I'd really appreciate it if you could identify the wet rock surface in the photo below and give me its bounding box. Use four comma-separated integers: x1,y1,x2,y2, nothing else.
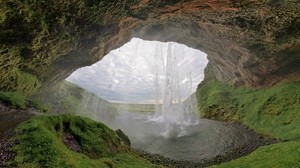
0,102,34,167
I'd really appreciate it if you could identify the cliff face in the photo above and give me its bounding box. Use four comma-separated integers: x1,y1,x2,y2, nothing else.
0,0,299,95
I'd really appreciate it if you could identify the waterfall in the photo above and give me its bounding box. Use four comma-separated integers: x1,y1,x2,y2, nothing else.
78,90,118,125
152,42,199,138
66,38,208,138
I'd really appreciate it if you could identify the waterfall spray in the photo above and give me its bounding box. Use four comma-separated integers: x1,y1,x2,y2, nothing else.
152,42,199,138
67,38,208,138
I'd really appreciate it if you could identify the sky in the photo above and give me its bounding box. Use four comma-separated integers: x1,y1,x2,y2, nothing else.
66,38,208,104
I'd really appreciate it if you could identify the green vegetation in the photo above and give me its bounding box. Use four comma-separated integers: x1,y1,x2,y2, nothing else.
1,1,299,167
197,80,300,140
0,91,50,112
211,140,300,168
112,103,156,113
0,0,140,96
30,99,51,113
0,47,41,96
0,91,26,109
39,81,117,117
48,81,86,114
13,115,159,168
197,77,300,167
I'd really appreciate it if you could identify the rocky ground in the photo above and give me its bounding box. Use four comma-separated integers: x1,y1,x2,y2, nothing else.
0,102,34,167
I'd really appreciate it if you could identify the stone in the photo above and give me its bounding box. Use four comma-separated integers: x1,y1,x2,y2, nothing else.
0,0,299,95
115,129,131,146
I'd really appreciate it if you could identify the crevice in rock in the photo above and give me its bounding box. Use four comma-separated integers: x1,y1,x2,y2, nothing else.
62,122,82,153
62,132,82,153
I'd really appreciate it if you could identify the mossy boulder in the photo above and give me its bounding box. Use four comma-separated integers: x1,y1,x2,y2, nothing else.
13,115,157,168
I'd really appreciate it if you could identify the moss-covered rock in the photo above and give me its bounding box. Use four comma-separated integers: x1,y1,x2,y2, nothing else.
1,0,299,96
197,78,300,140
13,115,158,168
196,72,300,167
0,0,139,95
212,140,300,168
0,91,26,109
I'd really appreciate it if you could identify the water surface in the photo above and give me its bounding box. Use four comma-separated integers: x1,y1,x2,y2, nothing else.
95,110,259,161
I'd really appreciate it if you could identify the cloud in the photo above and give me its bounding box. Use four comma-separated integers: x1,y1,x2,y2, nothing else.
67,38,208,103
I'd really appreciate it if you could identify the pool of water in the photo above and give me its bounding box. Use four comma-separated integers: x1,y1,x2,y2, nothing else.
92,111,260,161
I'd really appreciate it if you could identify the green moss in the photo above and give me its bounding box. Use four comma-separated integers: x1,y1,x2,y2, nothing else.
0,46,41,96
0,91,50,111
37,80,118,120
16,71,41,96
0,91,26,109
55,81,84,114
30,100,51,113
0,0,140,95
13,115,158,168
197,78,300,167
197,80,300,140
212,140,300,168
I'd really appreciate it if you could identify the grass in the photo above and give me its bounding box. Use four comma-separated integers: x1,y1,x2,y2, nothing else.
0,91,26,109
38,81,118,116
0,91,50,112
211,140,300,168
197,78,300,167
13,115,159,168
8,79,300,167
197,80,300,140
112,103,156,113
29,99,51,113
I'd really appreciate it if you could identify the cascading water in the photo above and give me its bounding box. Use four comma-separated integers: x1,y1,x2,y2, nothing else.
152,42,199,138
78,90,118,124
67,38,206,139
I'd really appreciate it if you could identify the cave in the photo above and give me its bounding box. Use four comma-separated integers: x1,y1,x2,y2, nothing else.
64,38,262,162
41,17,300,90
66,38,208,103
0,0,299,167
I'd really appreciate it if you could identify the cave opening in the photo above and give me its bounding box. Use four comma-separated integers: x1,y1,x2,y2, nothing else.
67,37,208,104
1,1,298,166
67,37,208,138
64,38,260,161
